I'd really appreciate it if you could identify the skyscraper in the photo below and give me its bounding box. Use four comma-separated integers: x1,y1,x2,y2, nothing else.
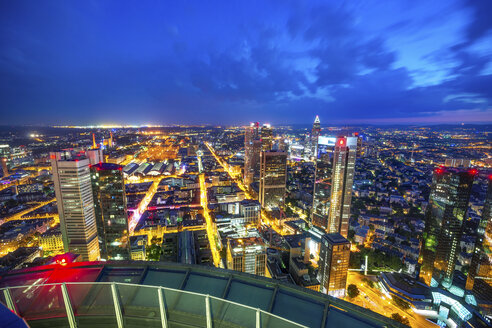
227,237,267,276
419,167,476,288
260,124,273,151
318,233,350,297
259,151,287,210
466,175,492,291
312,137,357,238
50,151,100,261
90,162,130,260
86,148,104,165
244,122,261,187
310,115,321,159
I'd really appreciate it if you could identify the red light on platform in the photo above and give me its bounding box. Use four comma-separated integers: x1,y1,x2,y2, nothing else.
339,139,344,146
435,168,444,175
469,168,478,175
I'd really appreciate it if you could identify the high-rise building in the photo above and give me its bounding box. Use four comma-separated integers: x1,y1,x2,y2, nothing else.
227,237,267,276
50,151,100,261
419,167,476,288
318,233,350,297
310,115,321,159
466,175,492,291
244,122,261,187
1,157,8,177
86,148,104,165
259,151,287,210
260,124,273,151
312,137,357,238
90,162,130,260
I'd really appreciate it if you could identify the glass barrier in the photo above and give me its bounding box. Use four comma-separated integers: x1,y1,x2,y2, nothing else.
10,284,69,323
164,287,207,327
1,282,307,328
66,283,118,327
260,311,304,328
117,283,161,328
209,297,257,328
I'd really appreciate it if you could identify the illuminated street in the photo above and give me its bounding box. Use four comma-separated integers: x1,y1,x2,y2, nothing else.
347,272,438,328
199,172,222,267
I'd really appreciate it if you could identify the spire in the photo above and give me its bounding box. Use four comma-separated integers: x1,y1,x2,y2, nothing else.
92,133,97,149
314,115,320,124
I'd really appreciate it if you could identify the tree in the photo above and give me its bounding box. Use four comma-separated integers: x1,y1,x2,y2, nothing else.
392,296,411,311
362,277,374,288
347,284,360,298
390,313,410,326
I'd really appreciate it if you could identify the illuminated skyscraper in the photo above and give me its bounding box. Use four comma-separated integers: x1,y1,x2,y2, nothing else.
310,115,321,159
50,151,100,261
244,122,260,187
260,124,273,151
419,167,476,288
90,162,130,260
86,148,104,165
312,136,357,238
259,151,287,210
227,237,267,276
318,233,350,297
1,157,8,177
466,175,492,291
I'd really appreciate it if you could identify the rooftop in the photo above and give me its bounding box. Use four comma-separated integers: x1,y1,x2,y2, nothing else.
0,261,405,328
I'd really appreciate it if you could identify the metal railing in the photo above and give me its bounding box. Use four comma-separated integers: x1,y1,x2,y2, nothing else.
1,281,308,328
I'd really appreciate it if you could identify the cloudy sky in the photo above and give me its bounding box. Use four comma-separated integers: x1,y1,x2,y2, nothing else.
1,0,491,125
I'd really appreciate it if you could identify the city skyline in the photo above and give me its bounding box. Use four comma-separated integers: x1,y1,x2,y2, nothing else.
0,1,491,327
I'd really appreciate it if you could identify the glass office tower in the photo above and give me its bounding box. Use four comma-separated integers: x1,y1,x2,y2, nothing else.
244,122,261,187
312,136,357,238
318,233,350,297
419,167,476,288
466,175,492,291
91,162,130,260
50,151,100,261
259,151,287,210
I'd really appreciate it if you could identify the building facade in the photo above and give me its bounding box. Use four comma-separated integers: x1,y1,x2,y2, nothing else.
310,115,321,160
90,162,130,260
244,122,261,187
259,151,287,210
260,124,273,152
312,136,357,238
317,233,350,297
466,175,492,291
227,237,267,276
419,167,476,288
50,151,100,261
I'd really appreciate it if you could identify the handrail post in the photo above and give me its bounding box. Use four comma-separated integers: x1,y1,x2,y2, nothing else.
111,283,124,328
158,287,168,328
61,283,77,328
205,294,212,328
256,308,261,328
3,288,16,314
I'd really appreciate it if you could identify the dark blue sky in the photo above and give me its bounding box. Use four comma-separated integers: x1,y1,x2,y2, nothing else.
1,0,491,125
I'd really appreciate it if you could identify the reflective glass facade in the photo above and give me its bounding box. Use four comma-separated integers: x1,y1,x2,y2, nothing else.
312,137,356,238
419,167,475,287
318,233,350,297
91,163,130,260
259,151,287,210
